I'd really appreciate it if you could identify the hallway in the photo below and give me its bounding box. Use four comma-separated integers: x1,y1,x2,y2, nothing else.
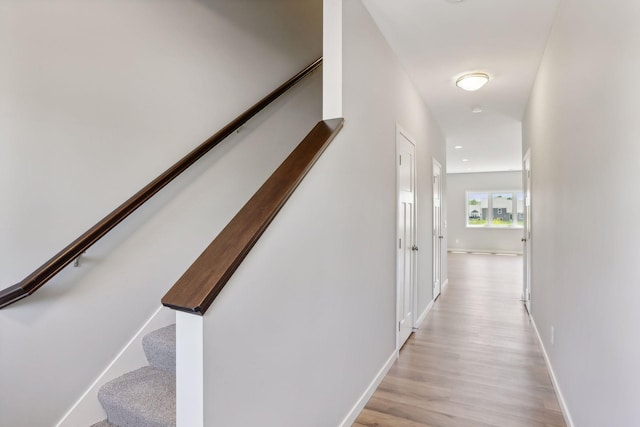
354,252,566,427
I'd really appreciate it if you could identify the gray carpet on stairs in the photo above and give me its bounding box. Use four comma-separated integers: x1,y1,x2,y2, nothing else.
142,324,176,374
91,324,176,427
97,366,176,427
90,420,117,427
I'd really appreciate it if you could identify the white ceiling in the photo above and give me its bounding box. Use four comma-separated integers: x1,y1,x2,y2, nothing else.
362,0,559,174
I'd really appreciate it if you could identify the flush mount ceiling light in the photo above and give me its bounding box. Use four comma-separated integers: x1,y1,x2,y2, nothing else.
461,158,470,162
454,145,463,150
456,73,490,91
471,105,483,113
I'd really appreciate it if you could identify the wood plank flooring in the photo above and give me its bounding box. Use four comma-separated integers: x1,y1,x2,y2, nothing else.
353,252,566,427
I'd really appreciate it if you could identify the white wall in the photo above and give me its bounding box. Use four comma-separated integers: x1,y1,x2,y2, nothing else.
198,1,446,425
0,1,322,425
523,0,640,425
447,171,523,254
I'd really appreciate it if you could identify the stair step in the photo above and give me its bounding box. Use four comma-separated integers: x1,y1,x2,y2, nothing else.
98,366,176,427
142,324,176,374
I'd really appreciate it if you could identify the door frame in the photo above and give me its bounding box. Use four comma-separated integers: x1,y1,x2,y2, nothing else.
395,125,418,353
522,148,532,313
432,159,443,301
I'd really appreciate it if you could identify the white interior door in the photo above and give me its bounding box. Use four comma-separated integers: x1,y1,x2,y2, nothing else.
432,160,442,300
523,149,532,313
396,128,416,349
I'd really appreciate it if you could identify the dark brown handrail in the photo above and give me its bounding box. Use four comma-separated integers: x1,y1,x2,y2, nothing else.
162,118,344,315
0,58,323,309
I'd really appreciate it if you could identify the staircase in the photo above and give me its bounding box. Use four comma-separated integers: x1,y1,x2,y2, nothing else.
91,324,176,427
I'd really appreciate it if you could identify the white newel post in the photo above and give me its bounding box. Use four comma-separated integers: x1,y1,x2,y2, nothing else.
176,311,204,427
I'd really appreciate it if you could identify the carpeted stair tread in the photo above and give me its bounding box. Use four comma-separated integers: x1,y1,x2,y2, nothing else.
142,324,176,374
90,420,117,427
98,366,175,427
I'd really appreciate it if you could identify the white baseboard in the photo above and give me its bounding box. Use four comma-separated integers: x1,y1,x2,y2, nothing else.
529,317,575,427
448,248,523,255
338,350,397,427
413,300,433,331
56,307,175,427
441,278,449,290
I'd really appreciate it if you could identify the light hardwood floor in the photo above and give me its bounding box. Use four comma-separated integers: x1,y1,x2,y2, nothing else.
353,252,566,427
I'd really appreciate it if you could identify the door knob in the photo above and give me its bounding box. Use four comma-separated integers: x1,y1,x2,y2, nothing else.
521,238,527,242
438,236,444,239
411,245,419,251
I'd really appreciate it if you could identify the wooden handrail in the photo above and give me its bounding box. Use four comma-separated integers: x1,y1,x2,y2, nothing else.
0,58,323,309
162,118,344,315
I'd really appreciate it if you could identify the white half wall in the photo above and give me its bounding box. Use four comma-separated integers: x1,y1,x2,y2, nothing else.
523,0,640,425
447,171,523,254
0,1,322,425
323,0,342,119
198,1,446,425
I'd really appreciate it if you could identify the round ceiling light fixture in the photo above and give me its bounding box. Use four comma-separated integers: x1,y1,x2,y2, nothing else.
456,73,490,91
471,105,483,113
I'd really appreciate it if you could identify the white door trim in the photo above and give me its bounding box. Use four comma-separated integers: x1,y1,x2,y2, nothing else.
523,148,532,313
432,159,443,301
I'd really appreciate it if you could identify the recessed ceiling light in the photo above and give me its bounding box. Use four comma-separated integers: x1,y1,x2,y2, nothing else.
454,145,463,150
471,105,483,113
456,73,490,91
462,158,470,162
